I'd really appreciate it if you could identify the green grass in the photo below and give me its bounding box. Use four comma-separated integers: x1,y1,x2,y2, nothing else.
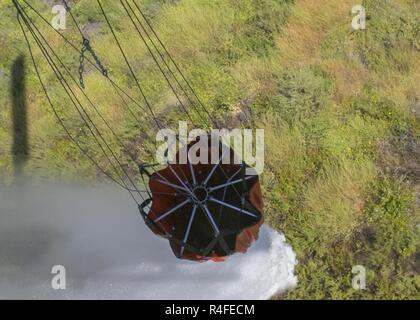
0,0,419,299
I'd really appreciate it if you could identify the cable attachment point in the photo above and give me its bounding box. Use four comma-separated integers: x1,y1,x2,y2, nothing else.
82,37,90,48
78,37,108,89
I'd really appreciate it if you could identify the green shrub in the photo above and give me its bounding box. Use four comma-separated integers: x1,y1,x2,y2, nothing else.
270,69,332,124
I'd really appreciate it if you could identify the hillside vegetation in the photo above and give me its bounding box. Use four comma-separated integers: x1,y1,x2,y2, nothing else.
0,0,419,299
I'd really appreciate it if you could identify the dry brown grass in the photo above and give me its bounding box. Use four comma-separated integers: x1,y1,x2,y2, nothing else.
301,160,376,243
322,59,369,101
270,0,371,103
275,0,355,67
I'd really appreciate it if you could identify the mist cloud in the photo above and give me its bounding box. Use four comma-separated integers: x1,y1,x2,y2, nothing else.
0,182,297,299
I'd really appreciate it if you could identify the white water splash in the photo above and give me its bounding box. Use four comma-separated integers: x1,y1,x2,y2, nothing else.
0,182,297,299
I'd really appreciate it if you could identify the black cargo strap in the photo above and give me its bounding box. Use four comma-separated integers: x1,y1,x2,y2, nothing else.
138,199,239,258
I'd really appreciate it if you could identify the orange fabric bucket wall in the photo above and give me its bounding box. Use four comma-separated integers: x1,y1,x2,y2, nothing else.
144,137,264,262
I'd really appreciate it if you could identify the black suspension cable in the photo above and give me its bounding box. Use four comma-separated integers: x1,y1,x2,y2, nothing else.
122,0,209,128
18,0,176,198
20,5,145,168
50,1,172,159
16,1,232,237
18,0,251,213
128,0,253,203
96,0,162,130
15,1,210,234
21,0,160,132
120,0,199,127
16,2,144,203
131,0,221,126
15,7,141,201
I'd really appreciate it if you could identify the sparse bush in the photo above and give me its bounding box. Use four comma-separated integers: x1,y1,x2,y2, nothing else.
270,69,332,124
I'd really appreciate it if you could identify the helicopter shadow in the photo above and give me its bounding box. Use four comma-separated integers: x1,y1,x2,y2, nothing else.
10,55,29,179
